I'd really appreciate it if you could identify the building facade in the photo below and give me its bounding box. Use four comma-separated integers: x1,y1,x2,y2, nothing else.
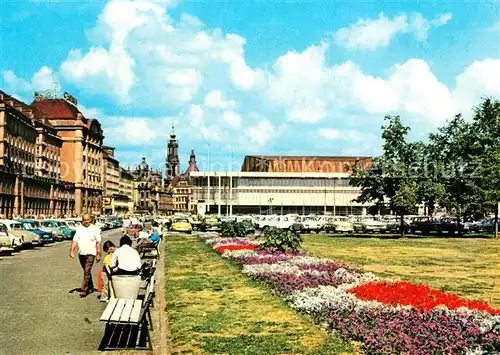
191,156,374,216
119,168,135,214
102,146,132,215
32,94,104,215
168,150,199,213
130,156,164,214
0,91,75,218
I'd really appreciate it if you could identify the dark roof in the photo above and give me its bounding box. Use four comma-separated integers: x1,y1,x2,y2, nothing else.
31,99,82,119
183,163,199,175
241,155,373,173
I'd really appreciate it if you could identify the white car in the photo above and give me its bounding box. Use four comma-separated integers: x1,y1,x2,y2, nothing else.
257,215,301,231
0,223,14,253
297,216,323,233
0,219,25,250
351,216,387,233
1,220,42,247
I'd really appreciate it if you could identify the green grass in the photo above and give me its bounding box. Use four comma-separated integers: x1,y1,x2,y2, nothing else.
301,234,500,308
164,234,358,355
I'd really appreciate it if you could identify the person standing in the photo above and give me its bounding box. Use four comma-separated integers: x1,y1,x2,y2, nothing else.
70,214,102,298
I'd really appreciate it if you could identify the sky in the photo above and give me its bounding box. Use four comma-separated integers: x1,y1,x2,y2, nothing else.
1,0,500,174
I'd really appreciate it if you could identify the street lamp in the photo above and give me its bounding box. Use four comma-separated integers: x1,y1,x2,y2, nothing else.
268,197,274,215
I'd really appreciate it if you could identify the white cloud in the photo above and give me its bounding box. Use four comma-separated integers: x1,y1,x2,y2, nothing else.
58,0,261,105
245,120,275,146
186,104,204,126
104,117,158,146
2,66,58,93
267,42,330,123
204,90,236,109
60,47,135,103
318,128,340,140
334,12,453,50
222,110,242,127
318,129,370,142
453,59,500,114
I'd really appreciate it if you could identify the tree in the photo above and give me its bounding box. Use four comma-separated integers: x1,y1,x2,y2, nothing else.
470,98,500,237
349,115,420,237
428,114,481,235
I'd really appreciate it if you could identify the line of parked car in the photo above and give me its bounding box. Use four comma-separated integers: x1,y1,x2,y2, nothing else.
0,216,124,255
124,213,498,237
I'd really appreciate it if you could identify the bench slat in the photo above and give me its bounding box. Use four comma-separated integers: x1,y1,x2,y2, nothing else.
119,299,135,323
129,299,143,323
100,298,118,322
109,299,127,322
144,275,155,304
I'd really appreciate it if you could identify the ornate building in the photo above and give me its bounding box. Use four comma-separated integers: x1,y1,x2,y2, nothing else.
130,156,166,213
165,126,180,185
0,90,75,218
167,150,200,213
31,92,104,215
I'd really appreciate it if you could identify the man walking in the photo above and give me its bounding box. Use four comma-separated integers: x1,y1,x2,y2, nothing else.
70,214,102,298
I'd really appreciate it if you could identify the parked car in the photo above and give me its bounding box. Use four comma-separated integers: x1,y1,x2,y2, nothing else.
439,217,469,235
188,215,203,231
384,216,411,233
170,218,193,233
409,216,441,235
0,220,41,247
0,222,15,254
0,219,24,250
50,220,75,240
323,216,354,233
18,220,54,244
351,216,387,233
61,219,78,233
95,219,108,231
200,216,221,232
257,215,303,232
297,216,323,233
38,220,65,241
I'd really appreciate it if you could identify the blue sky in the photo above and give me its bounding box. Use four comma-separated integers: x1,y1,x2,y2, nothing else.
2,0,499,173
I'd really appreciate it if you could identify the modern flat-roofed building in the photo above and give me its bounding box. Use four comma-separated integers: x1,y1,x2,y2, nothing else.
191,155,373,216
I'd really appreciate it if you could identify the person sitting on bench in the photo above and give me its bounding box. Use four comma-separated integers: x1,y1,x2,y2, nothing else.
136,230,160,255
110,235,142,275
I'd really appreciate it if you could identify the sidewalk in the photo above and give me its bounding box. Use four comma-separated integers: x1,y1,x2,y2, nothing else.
0,229,122,355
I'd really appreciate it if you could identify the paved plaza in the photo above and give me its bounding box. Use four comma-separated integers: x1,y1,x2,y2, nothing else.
0,228,123,355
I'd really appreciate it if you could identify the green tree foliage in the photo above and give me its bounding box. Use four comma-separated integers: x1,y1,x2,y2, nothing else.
470,98,500,237
349,115,420,237
221,221,250,237
258,226,302,252
349,97,499,238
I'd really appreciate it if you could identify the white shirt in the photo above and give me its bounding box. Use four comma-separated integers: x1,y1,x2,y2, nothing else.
110,245,142,272
138,231,150,240
73,224,101,255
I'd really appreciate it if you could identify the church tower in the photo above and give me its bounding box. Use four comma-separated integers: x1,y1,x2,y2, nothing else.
166,125,180,182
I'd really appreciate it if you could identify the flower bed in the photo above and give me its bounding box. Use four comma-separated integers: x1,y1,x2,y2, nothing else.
347,281,500,316
195,233,500,354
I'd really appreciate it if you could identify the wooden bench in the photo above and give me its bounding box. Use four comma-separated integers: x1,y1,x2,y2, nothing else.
98,276,155,351
138,238,161,259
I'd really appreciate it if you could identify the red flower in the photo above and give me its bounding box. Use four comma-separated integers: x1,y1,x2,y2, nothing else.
215,244,257,254
346,281,500,315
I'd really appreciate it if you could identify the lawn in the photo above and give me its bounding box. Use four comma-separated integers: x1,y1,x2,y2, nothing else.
301,234,500,308
164,234,357,355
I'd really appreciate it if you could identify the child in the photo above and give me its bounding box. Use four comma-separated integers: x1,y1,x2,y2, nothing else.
100,240,116,303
